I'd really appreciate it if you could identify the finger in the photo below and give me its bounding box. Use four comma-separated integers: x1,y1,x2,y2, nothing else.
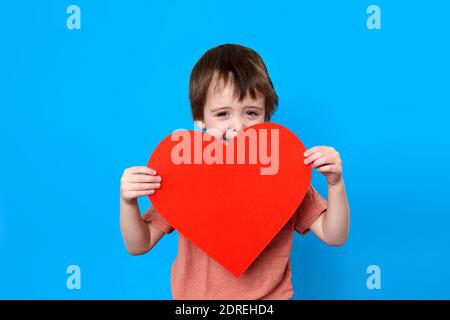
124,182,161,191
125,190,156,199
303,146,324,157
317,165,335,173
126,166,157,175
123,175,162,183
312,156,334,168
304,151,325,165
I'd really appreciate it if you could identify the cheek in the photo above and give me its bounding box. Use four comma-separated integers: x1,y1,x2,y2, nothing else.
246,117,265,126
204,117,228,139
205,117,226,130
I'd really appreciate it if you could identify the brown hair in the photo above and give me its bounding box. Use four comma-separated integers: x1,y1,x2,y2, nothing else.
189,44,278,121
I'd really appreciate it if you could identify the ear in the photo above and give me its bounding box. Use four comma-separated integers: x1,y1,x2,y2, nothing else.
194,120,205,130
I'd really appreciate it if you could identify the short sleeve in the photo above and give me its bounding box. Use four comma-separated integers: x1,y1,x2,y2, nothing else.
294,185,328,235
142,205,175,234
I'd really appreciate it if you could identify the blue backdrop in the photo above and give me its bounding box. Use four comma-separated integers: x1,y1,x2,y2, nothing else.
1,0,449,299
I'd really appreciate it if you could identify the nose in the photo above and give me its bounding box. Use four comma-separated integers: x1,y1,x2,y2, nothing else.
225,120,244,140
229,119,244,132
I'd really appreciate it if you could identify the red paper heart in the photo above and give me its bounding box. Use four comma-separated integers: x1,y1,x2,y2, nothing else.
147,122,311,277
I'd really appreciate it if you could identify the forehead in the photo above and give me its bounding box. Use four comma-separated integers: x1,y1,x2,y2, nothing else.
205,74,264,107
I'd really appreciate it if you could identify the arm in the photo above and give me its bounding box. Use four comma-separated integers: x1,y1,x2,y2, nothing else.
308,179,349,246
304,146,350,246
120,166,164,255
120,198,165,255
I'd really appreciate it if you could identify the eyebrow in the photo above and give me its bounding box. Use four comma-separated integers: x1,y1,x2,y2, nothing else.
210,106,264,113
210,106,232,113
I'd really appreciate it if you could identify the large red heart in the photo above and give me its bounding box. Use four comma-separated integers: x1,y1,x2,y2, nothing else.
147,122,311,277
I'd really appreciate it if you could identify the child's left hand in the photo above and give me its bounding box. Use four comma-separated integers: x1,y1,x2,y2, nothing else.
303,146,343,186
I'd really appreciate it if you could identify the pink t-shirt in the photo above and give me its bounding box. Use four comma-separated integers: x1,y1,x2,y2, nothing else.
142,184,327,300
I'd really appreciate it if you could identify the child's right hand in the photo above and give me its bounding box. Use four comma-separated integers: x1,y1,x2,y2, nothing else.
120,166,162,202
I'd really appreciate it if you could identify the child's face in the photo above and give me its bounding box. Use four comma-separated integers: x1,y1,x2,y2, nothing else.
195,79,266,142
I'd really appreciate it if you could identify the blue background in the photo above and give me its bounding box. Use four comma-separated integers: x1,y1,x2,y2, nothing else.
1,0,449,299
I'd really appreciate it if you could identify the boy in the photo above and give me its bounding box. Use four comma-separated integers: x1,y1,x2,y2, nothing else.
120,44,350,299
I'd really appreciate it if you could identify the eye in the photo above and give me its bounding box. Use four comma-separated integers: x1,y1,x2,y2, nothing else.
246,110,260,118
216,112,230,118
